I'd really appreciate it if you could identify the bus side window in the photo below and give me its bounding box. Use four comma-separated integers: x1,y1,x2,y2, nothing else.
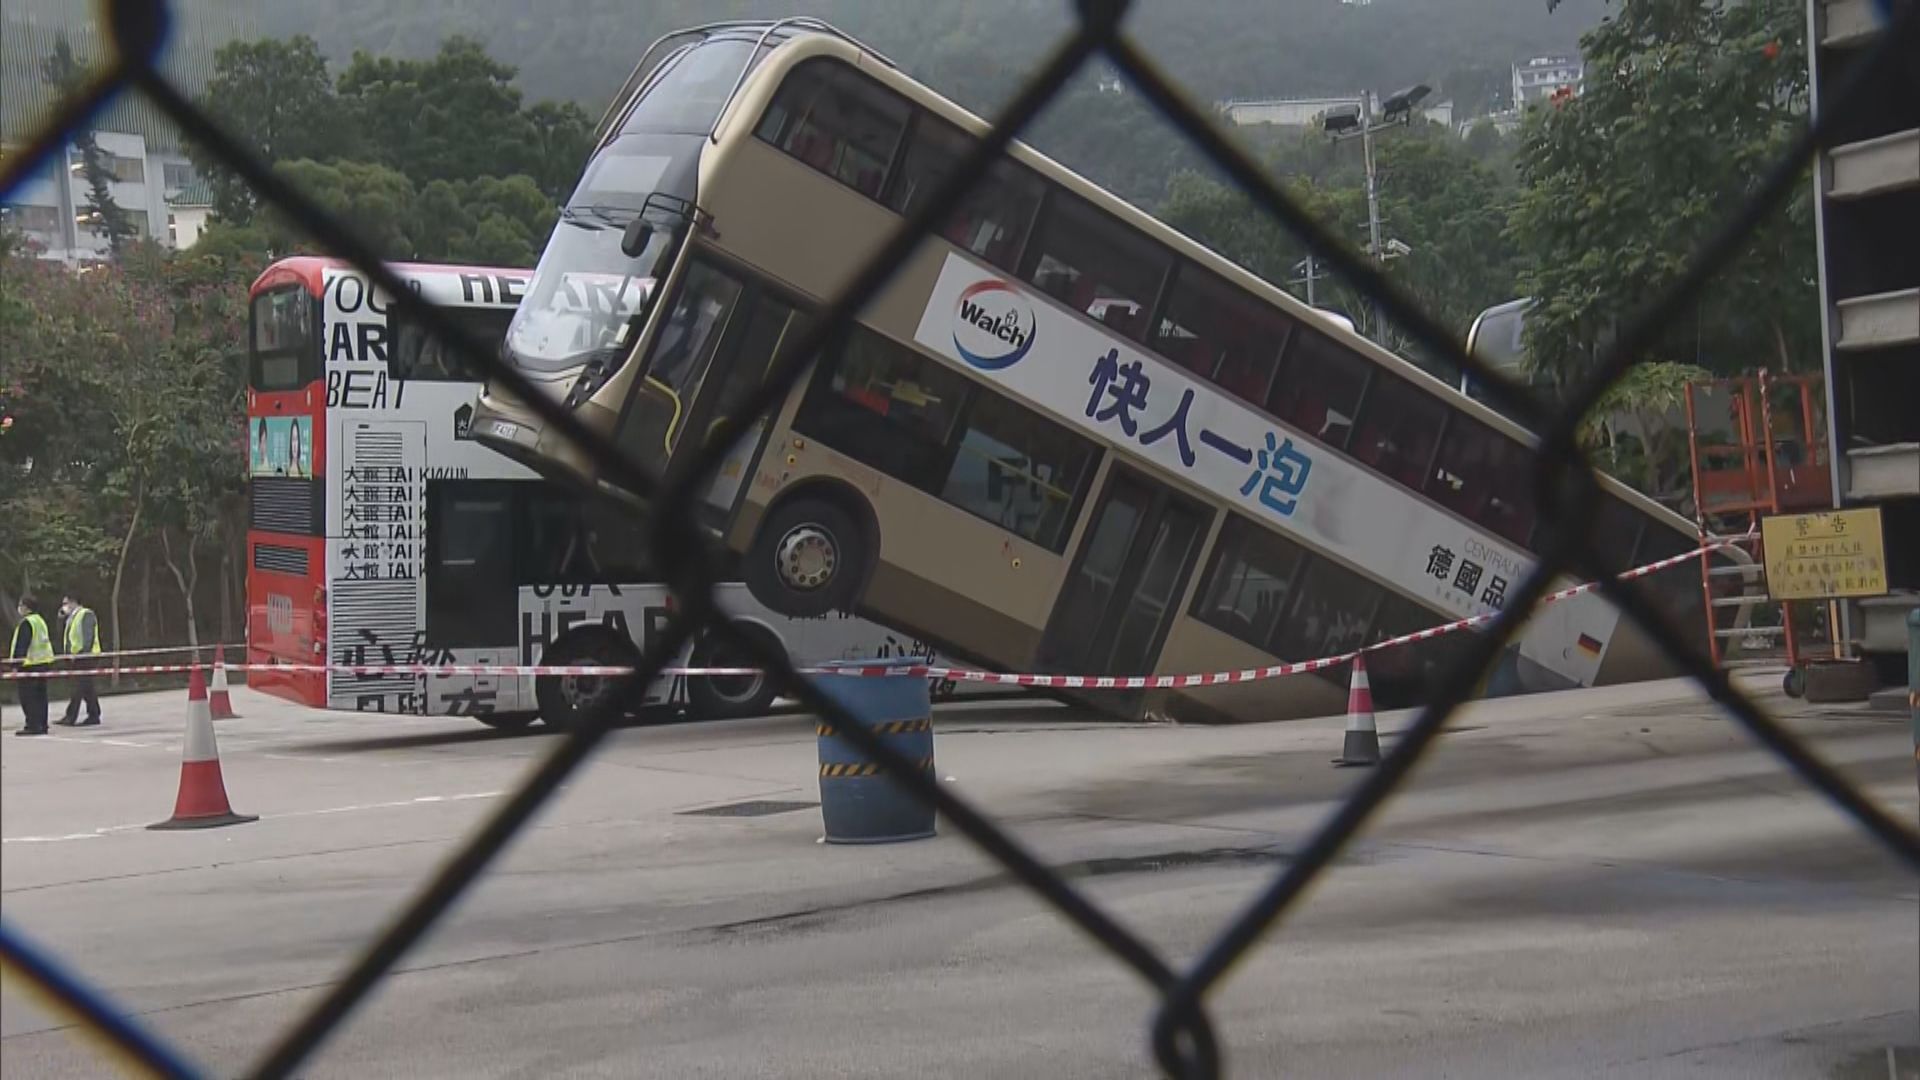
1268,327,1367,450
1192,515,1307,653
1350,373,1448,491
1426,417,1537,547
388,306,514,383
1152,265,1294,402
1022,191,1169,342
793,326,969,491
756,59,909,200
1273,556,1386,683
939,389,1096,552
886,117,1042,271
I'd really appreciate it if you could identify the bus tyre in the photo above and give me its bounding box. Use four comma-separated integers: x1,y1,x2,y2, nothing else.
687,623,785,720
475,711,537,732
746,497,864,618
535,628,640,732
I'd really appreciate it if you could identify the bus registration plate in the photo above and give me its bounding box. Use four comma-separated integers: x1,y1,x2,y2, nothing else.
488,419,521,442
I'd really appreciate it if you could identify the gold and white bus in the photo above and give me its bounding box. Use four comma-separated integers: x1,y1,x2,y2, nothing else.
472,19,1717,722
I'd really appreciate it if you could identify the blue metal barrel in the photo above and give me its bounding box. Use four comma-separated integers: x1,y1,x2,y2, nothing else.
812,659,935,844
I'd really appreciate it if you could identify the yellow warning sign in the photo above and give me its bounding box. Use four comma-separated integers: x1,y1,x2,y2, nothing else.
1759,507,1888,600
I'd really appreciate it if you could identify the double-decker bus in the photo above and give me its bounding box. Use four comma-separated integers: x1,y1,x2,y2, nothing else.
244,256,978,729
471,19,1723,722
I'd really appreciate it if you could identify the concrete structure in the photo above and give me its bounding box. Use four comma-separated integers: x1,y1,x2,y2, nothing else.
1806,0,1919,680
1511,53,1583,107
1221,93,1453,131
0,0,252,261
2,131,209,261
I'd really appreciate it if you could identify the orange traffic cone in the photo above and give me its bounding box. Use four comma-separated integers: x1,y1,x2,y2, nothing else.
209,645,239,720
149,665,257,830
1333,654,1380,768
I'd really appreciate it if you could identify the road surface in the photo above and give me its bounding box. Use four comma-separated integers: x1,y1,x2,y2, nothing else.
3,674,1915,1078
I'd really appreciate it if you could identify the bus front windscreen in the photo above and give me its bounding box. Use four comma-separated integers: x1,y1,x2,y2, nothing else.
502,37,760,381
503,140,687,376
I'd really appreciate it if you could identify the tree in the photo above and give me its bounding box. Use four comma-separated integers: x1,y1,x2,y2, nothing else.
191,35,352,224
42,35,137,255
522,100,596,202
412,173,556,265
264,158,419,258
1508,0,1816,386
0,241,255,654
336,36,538,188
1158,123,1523,376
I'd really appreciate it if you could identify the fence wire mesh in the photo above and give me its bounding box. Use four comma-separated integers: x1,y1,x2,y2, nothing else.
3,0,1917,1076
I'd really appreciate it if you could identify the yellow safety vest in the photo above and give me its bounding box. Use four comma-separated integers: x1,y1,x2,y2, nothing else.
66,606,101,655
19,613,54,666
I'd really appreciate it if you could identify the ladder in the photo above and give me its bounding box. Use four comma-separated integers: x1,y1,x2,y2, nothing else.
1682,371,1836,675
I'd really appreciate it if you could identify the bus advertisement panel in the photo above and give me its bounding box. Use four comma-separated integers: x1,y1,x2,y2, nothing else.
913,253,1622,689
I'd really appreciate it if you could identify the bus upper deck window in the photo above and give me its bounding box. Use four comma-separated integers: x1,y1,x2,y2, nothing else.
1152,266,1294,401
1350,373,1447,491
1023,192,1169,342
1426,416,1537,547
886,118,1042,271
1268,328,1366,450
757,60,909,199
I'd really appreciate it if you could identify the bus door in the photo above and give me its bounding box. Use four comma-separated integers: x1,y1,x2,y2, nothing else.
614,258,799,520
1038,467,1210,685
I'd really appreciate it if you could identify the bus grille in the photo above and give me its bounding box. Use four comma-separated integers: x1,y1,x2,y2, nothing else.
250,477,321,534
252,543,310,577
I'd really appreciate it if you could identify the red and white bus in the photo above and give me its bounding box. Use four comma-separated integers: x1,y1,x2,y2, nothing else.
244,257,977,729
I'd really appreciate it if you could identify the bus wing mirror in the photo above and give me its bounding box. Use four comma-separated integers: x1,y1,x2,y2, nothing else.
621,219,655,259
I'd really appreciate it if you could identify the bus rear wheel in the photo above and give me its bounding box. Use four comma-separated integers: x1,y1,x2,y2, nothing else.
746,497,865,618
535,628,640,732
687,623,785,720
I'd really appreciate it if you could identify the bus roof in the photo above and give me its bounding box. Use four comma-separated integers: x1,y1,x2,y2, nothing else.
248,256,533,298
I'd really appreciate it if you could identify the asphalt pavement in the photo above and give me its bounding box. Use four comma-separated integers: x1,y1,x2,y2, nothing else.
2,674,1915,1078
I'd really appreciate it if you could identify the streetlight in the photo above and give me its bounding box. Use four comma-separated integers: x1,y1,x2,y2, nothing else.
1319,84,1429,337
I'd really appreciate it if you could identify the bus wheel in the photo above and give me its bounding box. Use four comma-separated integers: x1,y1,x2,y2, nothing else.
746,497,864,618
475,711,536,732
535,628,640,732
688,623,785,720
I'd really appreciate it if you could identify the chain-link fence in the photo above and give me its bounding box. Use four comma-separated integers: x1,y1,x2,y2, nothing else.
3,1,1917,1076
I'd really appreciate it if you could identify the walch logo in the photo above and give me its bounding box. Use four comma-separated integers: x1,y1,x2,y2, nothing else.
952,279,1036,370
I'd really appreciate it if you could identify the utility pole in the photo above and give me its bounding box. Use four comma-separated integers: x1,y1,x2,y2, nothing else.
1289,255,1325,306
1320,84,1427,342
1360,91,1383,269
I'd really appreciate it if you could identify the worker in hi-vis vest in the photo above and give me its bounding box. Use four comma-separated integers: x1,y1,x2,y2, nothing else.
10,596,55,736
57,592,103,727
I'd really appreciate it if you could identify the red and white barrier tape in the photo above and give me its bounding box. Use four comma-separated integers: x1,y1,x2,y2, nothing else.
1,540,1736,685
1,641,240,667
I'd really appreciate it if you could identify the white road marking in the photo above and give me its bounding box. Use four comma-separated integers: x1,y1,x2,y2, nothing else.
1,791,503,844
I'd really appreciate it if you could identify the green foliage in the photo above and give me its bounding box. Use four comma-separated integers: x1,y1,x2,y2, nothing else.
189,32,594,268
265,158,420,258
334,37,594,202
1580,360,1715,503
191,35,351,223
1507,0,1816,384
0,241,258,642
1157,123,1521,376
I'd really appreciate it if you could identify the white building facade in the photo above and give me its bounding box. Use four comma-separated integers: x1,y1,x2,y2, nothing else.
1511,54,1584,107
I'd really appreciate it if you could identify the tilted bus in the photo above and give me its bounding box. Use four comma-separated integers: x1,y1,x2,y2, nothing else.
244,255,982,729
470,19,1721,722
